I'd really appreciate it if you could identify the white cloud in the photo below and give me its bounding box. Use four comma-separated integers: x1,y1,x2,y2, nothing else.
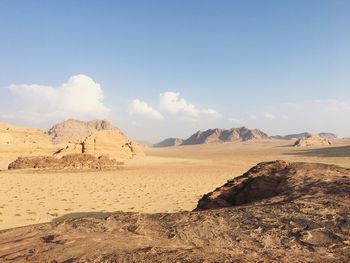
228,117,242,124
129,99,163,120
5,74,110,123
159,92,221,119
264,113,275,119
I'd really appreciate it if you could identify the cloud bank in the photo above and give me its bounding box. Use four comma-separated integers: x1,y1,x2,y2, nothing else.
129,99,163,120
2,74,110,124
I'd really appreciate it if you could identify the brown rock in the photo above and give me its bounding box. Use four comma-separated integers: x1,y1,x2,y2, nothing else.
47,119,121,144
8,153,121,170
294,135,332,147
182,127,270,145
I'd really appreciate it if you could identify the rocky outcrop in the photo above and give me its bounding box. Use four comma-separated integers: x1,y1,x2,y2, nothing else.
8,154,121,170
273,132,337,140
181,127,269,145
83,130,144,160
153,138,184,147
50,122,144,161
318,132,338,139
47,119,120,144
0,122,51,146
1,161,349,262
294,135,332,147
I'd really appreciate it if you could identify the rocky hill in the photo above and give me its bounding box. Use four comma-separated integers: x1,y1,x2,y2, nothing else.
47,119,120,144
181,127,269,145
0,160,349,262
294,135,332,147
272,132,337,140
153,138,184,148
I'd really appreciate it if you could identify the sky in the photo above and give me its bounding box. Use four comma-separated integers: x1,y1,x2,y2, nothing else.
0,0,349,142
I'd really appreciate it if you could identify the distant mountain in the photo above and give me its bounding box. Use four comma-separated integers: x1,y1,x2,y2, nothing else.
135,140,154,148
272,132,337,140
181,127,269,145
47,119,120,144
153,138,184,148
318,133,337,139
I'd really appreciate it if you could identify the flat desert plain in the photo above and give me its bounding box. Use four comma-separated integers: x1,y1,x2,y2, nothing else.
0,139,349,230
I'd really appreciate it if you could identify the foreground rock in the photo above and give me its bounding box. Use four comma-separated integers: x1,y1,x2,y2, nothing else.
294,135,332,147
153,138,184,147
8,154,121,170
182,127,269,145
0,161,349,262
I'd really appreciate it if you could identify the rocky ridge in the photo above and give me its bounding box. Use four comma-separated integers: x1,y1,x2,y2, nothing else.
181,127,269,145
294,135,332,147
153,138,184,148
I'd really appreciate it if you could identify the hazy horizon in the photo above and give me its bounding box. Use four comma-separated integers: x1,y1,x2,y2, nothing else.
1,1,349,141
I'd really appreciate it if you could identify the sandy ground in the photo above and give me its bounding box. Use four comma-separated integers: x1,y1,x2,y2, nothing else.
0,139,349,230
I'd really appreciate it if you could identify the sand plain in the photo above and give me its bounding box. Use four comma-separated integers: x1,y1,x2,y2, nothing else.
0,139,350,230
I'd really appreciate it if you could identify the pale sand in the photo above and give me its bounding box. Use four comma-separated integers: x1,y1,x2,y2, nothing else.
0,139,349,230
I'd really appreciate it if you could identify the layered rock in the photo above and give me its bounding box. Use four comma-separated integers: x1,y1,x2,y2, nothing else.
0,122,51,145
1,160,349,262
294,135,332,147
273,132,337,140
49,120,144,160
47,119,120,144
182,127,269,145
153,138,184,147
83,130,144,160
8,154,121,170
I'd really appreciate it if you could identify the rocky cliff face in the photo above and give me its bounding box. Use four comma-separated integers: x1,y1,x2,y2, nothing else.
47,119,120,144
294,135,332,147
181,127,269,145
153,138,184,147
49,119,144,161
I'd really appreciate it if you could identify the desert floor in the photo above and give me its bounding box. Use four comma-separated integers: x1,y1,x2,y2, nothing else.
0,139,350,230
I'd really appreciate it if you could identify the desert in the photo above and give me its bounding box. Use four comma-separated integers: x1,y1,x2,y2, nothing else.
1,1,350,262
1,120,350,262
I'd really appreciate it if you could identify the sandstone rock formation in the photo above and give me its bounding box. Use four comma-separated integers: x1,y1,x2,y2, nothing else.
294,135,332,147
83,130,144,160
47,119,120,144
1,161,348,262
50,120,144,160
8,154,121,170
153,138,184,147
273,132,337,140
0,122,51,145
182,127,269,145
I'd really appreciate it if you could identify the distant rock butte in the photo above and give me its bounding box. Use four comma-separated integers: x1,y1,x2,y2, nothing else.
153,138,184,147
272,132,337,140
47,119,120,144
1,160,349,262
181,127,269,145
294,135,332,147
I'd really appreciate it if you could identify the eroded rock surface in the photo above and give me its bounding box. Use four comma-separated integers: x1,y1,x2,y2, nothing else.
294,135,332,147
8,154,121,170
182,127,270,145
0,161,349,262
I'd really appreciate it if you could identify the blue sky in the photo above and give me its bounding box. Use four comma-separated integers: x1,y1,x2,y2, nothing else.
0,1,349,141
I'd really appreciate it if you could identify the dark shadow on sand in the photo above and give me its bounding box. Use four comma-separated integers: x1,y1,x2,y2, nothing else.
283,145,350,158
